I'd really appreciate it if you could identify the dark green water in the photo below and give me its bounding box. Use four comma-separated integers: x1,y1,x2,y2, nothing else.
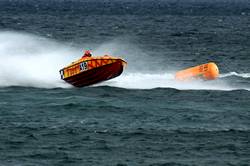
0,87,249,165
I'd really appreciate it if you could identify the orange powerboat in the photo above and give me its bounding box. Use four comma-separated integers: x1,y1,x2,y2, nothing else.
59,55,127,87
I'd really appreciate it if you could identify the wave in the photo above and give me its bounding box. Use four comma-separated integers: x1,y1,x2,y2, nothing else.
98,72,250,91
0,31,249,91
220,72,250,78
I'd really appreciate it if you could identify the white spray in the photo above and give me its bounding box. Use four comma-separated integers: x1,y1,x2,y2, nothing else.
0,31,79,88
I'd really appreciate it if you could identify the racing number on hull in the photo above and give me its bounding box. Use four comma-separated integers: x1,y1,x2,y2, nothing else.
80,62,88,71
60,70,64,79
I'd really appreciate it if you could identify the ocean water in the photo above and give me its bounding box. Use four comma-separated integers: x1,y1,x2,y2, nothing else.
0,0,250,165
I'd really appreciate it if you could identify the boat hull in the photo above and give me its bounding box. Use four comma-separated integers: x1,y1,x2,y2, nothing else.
63,61,124,87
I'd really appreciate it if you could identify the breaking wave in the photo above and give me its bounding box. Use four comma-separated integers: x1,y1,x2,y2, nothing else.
99,72,250,91
220,72,250,78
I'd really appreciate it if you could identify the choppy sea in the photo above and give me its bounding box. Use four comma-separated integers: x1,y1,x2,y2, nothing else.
0,0,250,165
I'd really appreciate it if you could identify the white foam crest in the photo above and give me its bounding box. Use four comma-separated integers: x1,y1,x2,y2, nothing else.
0,31,77,88
220,72,250,78
98,72,247,91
